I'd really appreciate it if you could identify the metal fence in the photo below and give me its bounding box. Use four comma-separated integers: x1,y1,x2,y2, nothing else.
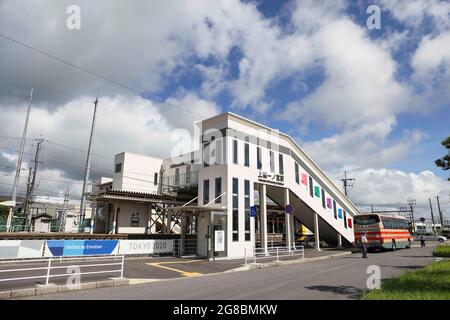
0,255,124,286
244,245,304,265
173,238,198,257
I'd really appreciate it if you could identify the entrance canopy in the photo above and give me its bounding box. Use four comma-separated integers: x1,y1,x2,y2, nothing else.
167,205,226,213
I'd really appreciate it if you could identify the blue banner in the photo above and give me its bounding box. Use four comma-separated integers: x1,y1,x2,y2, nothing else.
46,240,119,257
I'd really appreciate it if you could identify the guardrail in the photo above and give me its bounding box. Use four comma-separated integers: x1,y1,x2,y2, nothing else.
244,245,304,265
0,255,124,286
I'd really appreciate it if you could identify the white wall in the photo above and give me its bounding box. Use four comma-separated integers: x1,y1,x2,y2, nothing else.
113,152,163,193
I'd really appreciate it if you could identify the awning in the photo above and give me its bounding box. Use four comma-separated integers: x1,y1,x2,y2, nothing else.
167,205,227,213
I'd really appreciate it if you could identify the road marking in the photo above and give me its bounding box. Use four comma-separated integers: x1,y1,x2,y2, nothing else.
146,260,204,277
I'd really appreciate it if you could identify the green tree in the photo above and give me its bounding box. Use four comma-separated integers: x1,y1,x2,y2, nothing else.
435,136,450,181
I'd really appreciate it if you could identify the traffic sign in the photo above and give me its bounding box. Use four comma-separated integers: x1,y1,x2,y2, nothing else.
285,204,293,214
250,206,257,217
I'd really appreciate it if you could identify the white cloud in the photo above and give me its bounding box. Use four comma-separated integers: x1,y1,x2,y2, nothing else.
341,168,450,218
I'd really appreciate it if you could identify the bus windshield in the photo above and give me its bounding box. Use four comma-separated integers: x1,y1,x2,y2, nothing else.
354,215,380,226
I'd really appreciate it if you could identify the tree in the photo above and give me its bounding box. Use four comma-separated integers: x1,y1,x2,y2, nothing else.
435,136,450,181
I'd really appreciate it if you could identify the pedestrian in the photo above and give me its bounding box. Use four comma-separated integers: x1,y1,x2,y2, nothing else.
420,235,425,247
361,232,368,258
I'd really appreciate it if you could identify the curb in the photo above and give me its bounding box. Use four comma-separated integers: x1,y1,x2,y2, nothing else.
0,277,130,300
242,251,353,271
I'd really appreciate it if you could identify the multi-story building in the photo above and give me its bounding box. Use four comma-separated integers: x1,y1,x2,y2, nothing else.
90,112,361,259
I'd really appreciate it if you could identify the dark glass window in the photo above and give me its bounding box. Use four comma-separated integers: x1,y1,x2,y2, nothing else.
232,178,239,241
203,179,209,205
343,211,347,228
279,154,284,175
295,162,299,184
244,143,249,167
115,163,122,173
233,140,238,164
154,172,158,186
257,147,262,170
309,177,314,197
244,180,250,241
215,177,222,204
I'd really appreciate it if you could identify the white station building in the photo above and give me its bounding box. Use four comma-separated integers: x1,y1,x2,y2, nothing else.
90,112,360,259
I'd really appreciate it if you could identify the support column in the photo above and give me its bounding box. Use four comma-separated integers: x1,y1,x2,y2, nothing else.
260,184,268,255
146,205,152,235
313,212,321,251
289,213,295,249
112,201,118,235
90,201,96,235
337,234,342,248
284,188,291,251
180,214,187,256
166,211,172,234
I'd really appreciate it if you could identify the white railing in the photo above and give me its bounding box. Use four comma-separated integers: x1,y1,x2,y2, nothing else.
244,245,304,265
0,255,124,286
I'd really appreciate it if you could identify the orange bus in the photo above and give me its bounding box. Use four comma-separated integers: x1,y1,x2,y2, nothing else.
354,214,413,251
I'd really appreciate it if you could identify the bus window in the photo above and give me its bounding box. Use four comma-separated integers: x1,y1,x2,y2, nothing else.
354,215,380,225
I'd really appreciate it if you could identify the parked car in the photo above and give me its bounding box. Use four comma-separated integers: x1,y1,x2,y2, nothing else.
414,235,447,243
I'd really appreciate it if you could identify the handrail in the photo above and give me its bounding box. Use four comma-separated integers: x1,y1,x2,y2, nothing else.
244,246,304,265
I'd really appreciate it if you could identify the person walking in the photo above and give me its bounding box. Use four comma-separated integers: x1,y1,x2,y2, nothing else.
361,232,368,258
420,235,426,247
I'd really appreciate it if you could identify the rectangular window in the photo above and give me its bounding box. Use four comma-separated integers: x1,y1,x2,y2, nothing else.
216,139,222,165
338,208,343,219
309,177,314,197
270,151,274,172
244,143,249,167
321,188,326,208
203,179,209,205
233,140,238,164
314,186,321,198
344,211,347,228
115,163,122,173
215,177,222,204
154,172,158,186
295,163,299,184
279,154,284,175
257,147,262,170
175,168,180,186
348,218,353,229
203,142,210,168
186,165,191,184
333,200,337,219
232,178,239,241
244,180,250,241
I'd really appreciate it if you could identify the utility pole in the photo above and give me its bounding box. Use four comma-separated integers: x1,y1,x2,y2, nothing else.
22,167,33,228
436,196,444,234
59,187,70,233
340,171,355,197
407,197,416,230
429,198,437,235
25,139,44,228
6,88,33,233
79,92,99,233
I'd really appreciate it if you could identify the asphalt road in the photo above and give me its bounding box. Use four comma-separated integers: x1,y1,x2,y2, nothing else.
21,245,438,300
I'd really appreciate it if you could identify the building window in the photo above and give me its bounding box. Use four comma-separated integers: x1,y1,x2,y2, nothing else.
270,151,274,172
244,143,249,167
321,188,326,208
175,168,180,186
244,180,250,241
186,165,191,184
344,211,347,228
203,179,209,205
233,140,238,164
115,163,122,173
333,200,337,219
257,147,262,170
203,142,210,167
279,154,284,175
309,177,313,197
154,172,158,186
216,139,223,165
295,162,299,184
215,177,222,204
232,178,239,241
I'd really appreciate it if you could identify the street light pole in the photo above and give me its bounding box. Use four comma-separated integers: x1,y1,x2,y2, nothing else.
78,93,99,233
6,88,33,232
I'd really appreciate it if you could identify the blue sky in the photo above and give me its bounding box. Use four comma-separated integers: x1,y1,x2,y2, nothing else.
0,0,449,213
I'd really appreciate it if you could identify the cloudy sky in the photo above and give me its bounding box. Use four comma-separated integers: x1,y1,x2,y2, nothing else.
0,0,449,217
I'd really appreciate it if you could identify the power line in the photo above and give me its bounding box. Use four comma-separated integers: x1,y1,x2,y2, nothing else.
0,32,205,117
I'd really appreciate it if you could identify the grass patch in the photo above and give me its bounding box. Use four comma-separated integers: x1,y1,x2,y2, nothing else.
362,260,450,300
434,245,450,258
